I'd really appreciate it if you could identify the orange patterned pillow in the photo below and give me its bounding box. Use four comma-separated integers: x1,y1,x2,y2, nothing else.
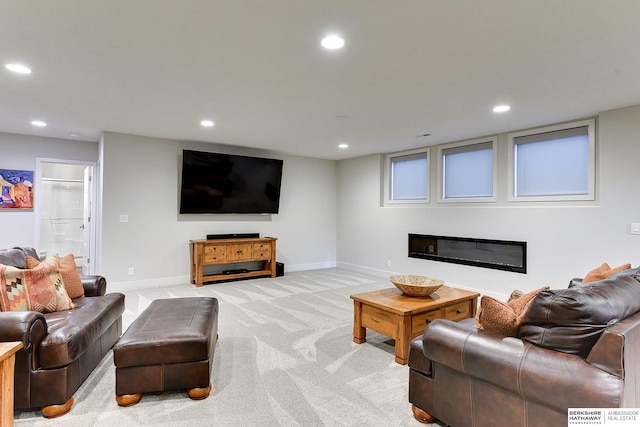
607,263,632,277
0,254,74,313
475,286,549,337
583,262,631,284
27,254,84,299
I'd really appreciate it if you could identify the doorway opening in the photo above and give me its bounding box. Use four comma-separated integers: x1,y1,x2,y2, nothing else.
35,159,96,275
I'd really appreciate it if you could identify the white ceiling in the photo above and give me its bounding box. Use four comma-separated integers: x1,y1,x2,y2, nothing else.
2,1,640,160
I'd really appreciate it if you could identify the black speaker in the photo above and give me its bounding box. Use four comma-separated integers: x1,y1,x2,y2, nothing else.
206,233,260,240
276,262,284,277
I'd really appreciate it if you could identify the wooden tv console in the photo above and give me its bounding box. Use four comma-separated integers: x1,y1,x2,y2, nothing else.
189,237,277,286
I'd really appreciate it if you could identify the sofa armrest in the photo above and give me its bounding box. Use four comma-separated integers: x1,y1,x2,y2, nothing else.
423,319,624,410
81,275,107,297
0,311,48,354
587,310,640,379
409,336,432,375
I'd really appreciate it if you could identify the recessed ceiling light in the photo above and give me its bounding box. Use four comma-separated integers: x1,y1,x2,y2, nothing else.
493,105,511,113
321,35,345,50
200,120,214,127
5,63,31,74
338,143,349,149
69,132,80,138
31,120,47,127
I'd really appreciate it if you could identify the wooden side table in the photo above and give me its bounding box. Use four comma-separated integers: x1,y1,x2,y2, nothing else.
1,341,23,427
351,286,479,364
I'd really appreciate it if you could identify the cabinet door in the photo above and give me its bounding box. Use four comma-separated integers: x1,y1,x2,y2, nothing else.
227,243,253,262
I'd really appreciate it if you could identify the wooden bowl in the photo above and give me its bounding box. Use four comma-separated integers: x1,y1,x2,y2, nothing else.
389,274,444,297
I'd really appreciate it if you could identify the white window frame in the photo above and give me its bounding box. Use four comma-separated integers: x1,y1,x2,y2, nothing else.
437,137,497,203
383,147,430,206
507,119,595,202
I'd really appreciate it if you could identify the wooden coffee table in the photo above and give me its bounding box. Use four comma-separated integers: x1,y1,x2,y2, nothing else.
350,286,479,364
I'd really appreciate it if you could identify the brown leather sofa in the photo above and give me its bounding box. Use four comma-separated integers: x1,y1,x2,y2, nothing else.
0,247,125,417
409,268,640,427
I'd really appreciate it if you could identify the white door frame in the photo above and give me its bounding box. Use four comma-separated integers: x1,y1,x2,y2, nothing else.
35,158,98,274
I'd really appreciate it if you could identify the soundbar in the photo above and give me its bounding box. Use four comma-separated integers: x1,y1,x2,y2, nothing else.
206,233,260,240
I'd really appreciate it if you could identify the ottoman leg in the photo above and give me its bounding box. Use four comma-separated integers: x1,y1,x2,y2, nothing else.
116,393,142,407
187,383,212,400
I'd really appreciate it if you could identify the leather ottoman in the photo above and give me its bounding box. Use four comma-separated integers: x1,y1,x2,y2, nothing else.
113,297,218,406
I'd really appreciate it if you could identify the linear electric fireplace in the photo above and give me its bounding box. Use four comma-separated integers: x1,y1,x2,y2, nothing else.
408,234,527,273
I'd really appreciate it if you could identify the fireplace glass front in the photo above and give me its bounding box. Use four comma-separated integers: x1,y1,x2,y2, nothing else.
408,234,526,273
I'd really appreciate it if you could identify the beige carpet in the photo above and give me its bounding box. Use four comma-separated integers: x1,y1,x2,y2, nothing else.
14,268,441,426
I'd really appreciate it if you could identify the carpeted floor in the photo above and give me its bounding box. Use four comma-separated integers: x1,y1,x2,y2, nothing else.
14,268,442,426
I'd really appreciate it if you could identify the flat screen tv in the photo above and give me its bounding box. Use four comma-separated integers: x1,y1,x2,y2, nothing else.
179,149,283,214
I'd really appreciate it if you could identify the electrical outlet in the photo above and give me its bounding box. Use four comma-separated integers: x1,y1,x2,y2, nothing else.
386,260,392,268
128,267,134,275
631,223,640,235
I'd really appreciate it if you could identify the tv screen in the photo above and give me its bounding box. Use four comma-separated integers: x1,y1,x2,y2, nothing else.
179,150,283,214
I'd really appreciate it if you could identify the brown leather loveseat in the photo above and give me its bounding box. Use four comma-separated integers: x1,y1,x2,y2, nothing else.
409,267,640,427
0,247,125,417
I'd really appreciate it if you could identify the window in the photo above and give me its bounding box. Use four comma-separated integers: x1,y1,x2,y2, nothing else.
438,138,496,201
508,119,595,201
384,148,429,204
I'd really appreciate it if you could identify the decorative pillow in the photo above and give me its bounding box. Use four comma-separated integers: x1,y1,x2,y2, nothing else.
606,263,632,277
27,254,84,299
583,262,631,284
520,274,640,358
0,254,74,313
475,286,549,337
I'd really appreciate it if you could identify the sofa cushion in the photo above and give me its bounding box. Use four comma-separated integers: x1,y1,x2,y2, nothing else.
475,287,548,336
519,274,640,358
0,248,28,269
39,292,125,369
27,254,85,299
0,254,74,313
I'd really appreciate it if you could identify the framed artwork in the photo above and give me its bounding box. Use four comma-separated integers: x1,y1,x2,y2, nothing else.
0,169,34,209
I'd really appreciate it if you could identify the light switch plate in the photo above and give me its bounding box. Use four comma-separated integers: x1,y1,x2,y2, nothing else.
631,223,640,235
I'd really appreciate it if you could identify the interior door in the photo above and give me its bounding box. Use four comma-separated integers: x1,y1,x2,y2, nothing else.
82,166,92,274
36,161,95,273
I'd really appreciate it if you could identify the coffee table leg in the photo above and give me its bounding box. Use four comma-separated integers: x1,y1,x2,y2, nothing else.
353,301,366,344
395,315,411,365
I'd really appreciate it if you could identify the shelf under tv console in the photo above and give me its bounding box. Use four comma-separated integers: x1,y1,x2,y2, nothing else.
189,237,277,286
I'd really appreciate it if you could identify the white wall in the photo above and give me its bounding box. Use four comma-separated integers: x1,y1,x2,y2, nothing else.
337,104,640,300
100,132,337,287
0,132,98,248
5,105,639,298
